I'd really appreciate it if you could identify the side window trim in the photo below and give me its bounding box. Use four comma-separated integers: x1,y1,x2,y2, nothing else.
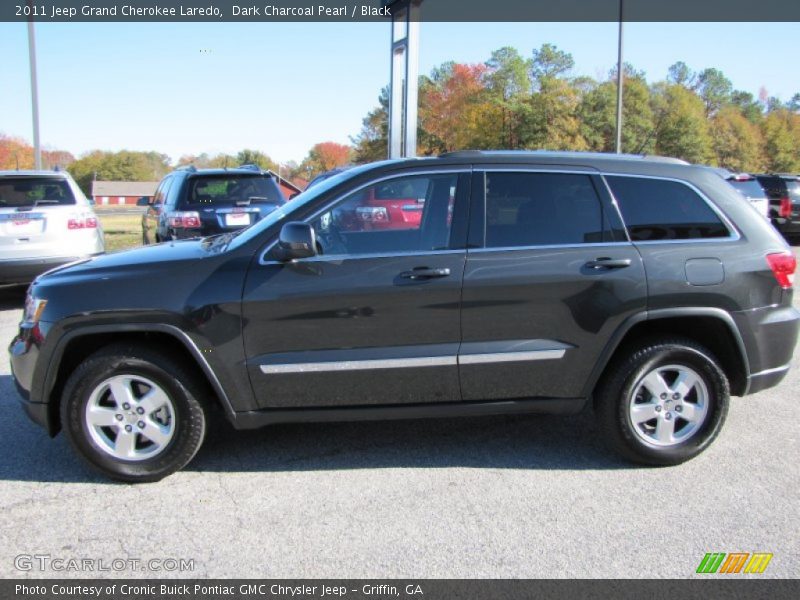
258,169,471,265
600,173,741,244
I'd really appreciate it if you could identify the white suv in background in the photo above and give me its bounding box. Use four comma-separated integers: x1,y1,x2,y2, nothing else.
0,170,104,285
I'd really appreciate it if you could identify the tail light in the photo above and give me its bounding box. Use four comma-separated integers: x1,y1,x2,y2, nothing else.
67,213,98,230
168,211,201,228
779,196,792,218
356,206,389,222
766,252,796,289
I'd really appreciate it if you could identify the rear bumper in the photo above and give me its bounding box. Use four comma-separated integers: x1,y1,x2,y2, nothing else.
771,217,800,236
0,255,92,285
734,304,800,395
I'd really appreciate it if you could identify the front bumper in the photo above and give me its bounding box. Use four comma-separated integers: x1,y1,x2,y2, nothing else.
0,256,93,285
9,321,58,435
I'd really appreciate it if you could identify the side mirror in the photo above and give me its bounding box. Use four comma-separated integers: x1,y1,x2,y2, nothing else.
275,222,317,261
136,196,151,207
288,192,299,200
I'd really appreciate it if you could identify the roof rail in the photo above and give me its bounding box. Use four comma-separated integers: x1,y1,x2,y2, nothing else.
237,163,262,171
175,165,197,172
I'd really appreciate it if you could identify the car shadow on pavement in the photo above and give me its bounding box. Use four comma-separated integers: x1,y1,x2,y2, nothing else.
0,371,632,483
189,408,632,474
0,285,26,311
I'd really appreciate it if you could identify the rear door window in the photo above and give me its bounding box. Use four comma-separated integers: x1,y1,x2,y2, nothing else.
0,178,76,207
483,172,609,247
606,176,730,241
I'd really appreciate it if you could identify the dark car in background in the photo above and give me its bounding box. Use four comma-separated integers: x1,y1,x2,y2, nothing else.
698,166,769,220
139,165,285,244
724,173,770,221
755,174,800,240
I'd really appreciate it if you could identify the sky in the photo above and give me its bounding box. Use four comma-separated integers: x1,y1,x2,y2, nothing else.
1,21,797,164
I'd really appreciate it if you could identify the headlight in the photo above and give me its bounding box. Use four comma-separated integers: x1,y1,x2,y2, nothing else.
23,294,48,324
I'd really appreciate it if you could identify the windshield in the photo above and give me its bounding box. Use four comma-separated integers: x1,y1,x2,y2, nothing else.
227,162,378,251
786,180,800,200
728,179,767,200
0,177,76,207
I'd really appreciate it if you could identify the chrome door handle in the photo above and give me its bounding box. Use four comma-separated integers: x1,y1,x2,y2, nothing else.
585,258,632,269
400,267,451,280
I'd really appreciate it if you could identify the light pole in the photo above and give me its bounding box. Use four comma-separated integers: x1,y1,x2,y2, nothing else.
387,0,421,159
27,3,42,169
615,0,624,154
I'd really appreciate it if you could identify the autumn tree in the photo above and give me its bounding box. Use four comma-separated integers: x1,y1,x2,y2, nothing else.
695,68,733,116
762,109,800,172
0,134,36,170
730,90,764,124
0,134,74,171
651,83,713,164
530,43,574,88
580,65,655,154
521,45,586,150
351,87,389,163
299,142,352,179
484,47,531,148
236,149,278,171
418,63,495,153
709,106,765,171
667,61,695,88
68,150,172,195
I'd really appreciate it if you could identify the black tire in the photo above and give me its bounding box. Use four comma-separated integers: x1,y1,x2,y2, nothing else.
60,344,208,483
595,337,729,466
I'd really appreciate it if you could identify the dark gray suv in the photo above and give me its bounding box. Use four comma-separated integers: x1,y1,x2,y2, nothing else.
10,151,799,482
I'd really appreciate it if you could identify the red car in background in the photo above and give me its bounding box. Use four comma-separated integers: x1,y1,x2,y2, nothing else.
334,177,428,231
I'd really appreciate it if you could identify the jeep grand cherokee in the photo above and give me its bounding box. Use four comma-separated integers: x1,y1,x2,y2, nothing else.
10,151,799,482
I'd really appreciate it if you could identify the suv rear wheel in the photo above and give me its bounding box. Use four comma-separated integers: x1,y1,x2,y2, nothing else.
61,344,207,482
595,338,729,465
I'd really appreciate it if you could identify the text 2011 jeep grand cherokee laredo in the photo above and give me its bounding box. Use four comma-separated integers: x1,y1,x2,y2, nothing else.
10,152,800,482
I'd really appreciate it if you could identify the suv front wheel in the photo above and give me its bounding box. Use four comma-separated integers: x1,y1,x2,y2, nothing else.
61,344,207,482
596,338,729,465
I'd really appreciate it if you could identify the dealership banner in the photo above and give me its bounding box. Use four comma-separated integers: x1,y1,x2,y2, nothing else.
4,579,800,599
3,0,800,22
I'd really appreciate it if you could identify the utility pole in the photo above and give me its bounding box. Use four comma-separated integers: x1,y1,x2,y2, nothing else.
27,4,42,169
388,0,421,159
615,0,624,154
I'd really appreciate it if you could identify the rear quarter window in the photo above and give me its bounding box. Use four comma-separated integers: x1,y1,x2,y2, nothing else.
0,178,76,207
606,176,730,241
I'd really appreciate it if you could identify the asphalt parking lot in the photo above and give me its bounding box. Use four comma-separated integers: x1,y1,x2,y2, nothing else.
0,249,797,579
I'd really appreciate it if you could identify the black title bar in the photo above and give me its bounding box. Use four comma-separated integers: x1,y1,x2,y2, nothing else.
3,0,800,22
4,579,800,600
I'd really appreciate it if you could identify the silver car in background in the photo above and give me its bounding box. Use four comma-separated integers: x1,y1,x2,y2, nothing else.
0,170,104,285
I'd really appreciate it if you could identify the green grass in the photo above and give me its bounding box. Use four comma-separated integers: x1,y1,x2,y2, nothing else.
97,213,142,253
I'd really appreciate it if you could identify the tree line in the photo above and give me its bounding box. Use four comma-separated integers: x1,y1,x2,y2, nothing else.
0,136,353,196
3,43,798,195
351,44,800,173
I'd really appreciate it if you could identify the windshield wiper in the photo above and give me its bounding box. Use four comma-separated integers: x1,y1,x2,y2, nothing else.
201,230,241,252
